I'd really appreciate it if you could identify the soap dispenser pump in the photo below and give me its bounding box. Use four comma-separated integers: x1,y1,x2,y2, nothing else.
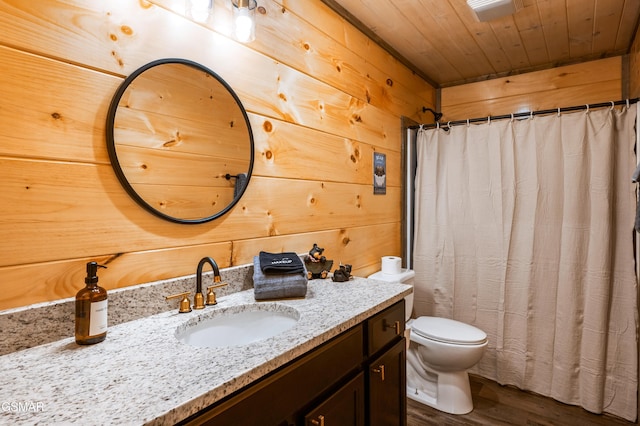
75,261,108,345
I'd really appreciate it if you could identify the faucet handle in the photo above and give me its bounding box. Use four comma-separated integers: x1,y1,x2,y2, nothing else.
206,283,228,306
165,292,192,313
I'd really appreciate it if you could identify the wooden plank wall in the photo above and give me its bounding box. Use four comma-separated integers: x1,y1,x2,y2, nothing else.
630,24,640,99
0,0,436,309
440,57,622,122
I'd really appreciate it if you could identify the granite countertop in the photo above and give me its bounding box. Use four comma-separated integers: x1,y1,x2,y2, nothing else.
0,277,411,425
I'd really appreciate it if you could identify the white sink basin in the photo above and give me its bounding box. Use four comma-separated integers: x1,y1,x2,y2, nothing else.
175,303,300,348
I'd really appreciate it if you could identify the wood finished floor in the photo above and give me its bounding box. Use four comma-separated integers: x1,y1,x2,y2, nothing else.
407,375,636,426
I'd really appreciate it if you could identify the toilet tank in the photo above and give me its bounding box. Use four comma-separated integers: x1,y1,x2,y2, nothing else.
367,269,415,321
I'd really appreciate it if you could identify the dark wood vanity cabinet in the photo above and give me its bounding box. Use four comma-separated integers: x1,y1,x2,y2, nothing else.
180,300,406,426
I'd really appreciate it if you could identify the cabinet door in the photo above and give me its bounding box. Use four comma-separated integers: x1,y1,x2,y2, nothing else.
367,338,406,426
367,300,405,356
304,372,365,426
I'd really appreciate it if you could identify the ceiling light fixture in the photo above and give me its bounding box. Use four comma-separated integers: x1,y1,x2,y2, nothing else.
232,0,257,43
186,0,213,23
466,0,523,22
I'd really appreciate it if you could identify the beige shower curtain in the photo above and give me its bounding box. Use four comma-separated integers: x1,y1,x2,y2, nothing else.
413,104,638,421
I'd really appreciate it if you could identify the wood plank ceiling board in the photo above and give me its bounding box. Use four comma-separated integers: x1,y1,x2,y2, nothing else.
513,2,547,67
332,0,464,84
567,0,596,58
410,0,496,79
490,15,531,70
322,0,640,87
616,0,640,51
537,0,570,62
592,0,624,53
447,0,512,73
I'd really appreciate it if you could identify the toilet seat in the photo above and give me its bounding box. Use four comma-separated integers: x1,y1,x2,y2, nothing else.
411,316,487,345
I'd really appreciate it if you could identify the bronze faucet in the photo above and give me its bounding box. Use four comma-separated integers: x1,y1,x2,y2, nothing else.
195,257,226,309
166,257,227,313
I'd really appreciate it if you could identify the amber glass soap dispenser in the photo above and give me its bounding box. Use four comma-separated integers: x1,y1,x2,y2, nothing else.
75,261,108,345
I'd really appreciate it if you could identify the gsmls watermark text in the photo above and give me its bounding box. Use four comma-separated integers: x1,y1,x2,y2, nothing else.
2,401,44,413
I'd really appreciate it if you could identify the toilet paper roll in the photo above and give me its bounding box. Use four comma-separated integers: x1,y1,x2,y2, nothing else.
381,256,402,275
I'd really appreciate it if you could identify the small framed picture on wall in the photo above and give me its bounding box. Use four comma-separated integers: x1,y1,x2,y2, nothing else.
373,152,386,194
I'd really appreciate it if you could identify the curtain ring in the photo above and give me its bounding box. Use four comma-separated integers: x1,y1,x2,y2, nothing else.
488,116,491,125
447,121,452,129
419,124,424,131
627,99,630,109
436,122,440,129
530,111,534,120
466,118,470,127
557,107,561,117
585,104,589,114
510,113,514,122
610,101,615,111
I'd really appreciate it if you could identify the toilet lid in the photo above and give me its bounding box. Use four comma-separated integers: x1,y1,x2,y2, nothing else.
411,316,487,345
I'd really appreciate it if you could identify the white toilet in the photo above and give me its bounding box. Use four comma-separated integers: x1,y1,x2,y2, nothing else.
368,268,487,415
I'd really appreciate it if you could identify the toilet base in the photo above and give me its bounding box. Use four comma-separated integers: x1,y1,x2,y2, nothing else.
407,369,474,415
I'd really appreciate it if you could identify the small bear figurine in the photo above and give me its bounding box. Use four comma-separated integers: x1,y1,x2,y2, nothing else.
304,243,333,279
331,264,353,282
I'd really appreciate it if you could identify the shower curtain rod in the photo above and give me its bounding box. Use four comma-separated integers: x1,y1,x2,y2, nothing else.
411,98,639,130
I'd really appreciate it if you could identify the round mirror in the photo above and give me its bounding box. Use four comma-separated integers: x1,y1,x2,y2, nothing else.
106,58,254,224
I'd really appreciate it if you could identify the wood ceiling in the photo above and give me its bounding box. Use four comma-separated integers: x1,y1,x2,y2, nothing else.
322,0,640,88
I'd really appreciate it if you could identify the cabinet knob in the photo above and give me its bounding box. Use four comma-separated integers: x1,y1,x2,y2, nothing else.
372,364,385,381
310,414,325,426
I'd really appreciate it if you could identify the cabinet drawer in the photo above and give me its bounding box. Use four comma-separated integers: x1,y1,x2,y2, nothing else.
366,300,405,356
304,372,365,426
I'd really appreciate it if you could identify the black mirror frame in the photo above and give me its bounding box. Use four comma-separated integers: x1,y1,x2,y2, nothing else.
106,58,254,224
